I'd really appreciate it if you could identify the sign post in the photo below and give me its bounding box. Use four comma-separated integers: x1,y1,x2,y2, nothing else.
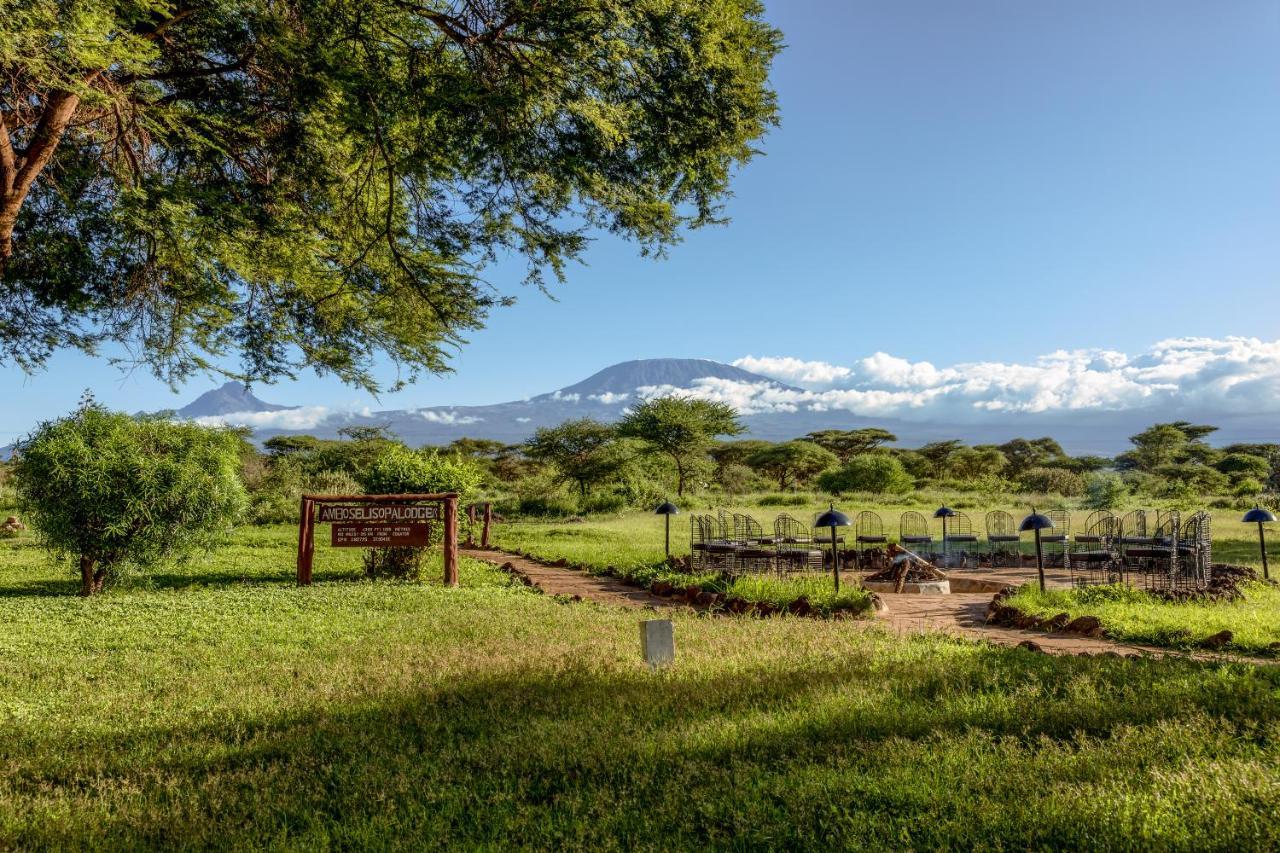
297,493,459,587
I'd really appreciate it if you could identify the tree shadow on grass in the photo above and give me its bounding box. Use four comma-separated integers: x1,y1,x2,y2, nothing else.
5,640,1279,849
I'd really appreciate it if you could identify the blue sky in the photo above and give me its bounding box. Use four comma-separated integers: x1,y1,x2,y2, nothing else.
4,0,1280,440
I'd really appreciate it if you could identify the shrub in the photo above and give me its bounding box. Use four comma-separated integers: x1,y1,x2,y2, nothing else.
756,493,810,507
580,492,628,515
1083,473,1128,510
12,401,246,595
818,454,914,495
359,446,485,579
1233,477,1265,499
1019,467,1085,497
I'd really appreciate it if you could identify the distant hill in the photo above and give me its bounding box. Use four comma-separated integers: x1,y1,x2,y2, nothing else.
178,382,296,419
554,358,797,397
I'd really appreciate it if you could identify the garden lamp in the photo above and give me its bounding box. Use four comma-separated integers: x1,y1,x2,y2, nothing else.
814,504,851,594
655,501,679,557
934,506,956,561
1019,508,1054,592
1242,506,1276,581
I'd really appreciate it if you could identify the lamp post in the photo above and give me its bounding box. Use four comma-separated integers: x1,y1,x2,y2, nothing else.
1242,506,1276,581
655,501,679,558
934,505,956,564
814,504,851,594
1019,508,1054,592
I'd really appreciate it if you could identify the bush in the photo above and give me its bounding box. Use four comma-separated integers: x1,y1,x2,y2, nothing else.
580,492,628,515
359,446,485,579
756,493,810,507
1233,477,1265,499
1019,467,1085,497
818,454,914,495
12,401,246,595
1083,473,1128,510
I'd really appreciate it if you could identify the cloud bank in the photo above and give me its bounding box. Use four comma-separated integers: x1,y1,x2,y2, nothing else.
716,337,1280,421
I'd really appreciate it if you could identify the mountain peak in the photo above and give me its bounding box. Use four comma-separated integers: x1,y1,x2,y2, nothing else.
552,358,795,398
177,381,295,418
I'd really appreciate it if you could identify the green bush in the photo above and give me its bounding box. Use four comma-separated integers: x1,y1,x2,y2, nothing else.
1083,472,1128,510
1019,467,1085,497
756,493,810,507
817,454,914,495
359,446,485,579
580,492,628,515
12,401,246,595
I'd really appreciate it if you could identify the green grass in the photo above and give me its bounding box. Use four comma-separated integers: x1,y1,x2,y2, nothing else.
1008,582,1280,656
2,525,1280,848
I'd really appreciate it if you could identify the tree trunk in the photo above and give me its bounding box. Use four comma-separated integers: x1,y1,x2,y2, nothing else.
0,90,83,268
78,555,97,596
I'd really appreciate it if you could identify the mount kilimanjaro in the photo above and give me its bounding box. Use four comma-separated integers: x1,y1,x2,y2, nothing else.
171,357,1276,455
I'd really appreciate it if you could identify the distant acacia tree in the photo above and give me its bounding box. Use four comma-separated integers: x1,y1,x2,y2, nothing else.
525,419,624,497
12,400,246,595
746,441,837,491
803,428,897,462
617,396,742,496
818,454,914,496
0,1,780,388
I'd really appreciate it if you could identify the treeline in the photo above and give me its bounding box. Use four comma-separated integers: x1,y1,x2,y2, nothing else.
227,403,1280,519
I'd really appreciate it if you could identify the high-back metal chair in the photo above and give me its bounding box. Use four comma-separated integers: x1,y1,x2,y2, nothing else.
774,514,824,574
704,511,738,571
731,513,774,575
1042,510,1070,568
689,514,710,571
944,511,979,567
899,511,933,553
854,511,886,553
1119,510,1149,543
1127,511,1180,591
985,511,1021,567
1177,511,1212,591
1070,512,1120,587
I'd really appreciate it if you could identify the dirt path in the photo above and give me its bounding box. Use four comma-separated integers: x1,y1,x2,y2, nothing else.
468,546,1271,662
465,547,677,609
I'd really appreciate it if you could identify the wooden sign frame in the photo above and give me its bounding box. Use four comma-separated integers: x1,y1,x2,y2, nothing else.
297,492,460,587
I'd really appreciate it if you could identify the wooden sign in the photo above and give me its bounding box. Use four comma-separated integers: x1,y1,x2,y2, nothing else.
318,504,437,523
331,522,430,548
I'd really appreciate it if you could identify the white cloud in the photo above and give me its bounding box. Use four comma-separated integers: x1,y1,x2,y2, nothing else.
550,390,580,403
719,337,1280,421
416,409,481,425
589,391,630,405
733,355,853,387
515,417,532,423
193,406,334,430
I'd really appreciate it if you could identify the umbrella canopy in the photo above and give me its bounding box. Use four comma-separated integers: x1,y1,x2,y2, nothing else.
1242,507,1277,524
933,506,957,519
814,504,851,528
1019,510,1054,532
654,501,679,516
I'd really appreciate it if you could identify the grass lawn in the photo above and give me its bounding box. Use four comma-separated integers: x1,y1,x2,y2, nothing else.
1008,582,1280,656
1,524,1279,848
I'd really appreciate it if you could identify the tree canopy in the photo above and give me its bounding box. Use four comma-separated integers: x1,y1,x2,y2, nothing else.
746,440,836,491
0,0,781,388
617,395,742,495
525,418,623,497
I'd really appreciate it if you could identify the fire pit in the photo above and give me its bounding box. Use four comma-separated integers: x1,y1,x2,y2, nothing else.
862,544,951,595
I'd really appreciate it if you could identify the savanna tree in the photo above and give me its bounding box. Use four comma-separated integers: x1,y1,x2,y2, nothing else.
12,400,246,595
1,0,780,389
746,440,837,491
525,418,624,497
617,395,742,496
803,428,897,462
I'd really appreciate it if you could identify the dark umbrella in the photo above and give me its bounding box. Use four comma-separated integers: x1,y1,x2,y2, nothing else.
1242,506,1276,581
814,504,852,594
1019,509,1054,592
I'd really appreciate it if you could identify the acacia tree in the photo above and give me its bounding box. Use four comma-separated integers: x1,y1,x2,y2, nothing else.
746,440,837,491
11,399,246,595
525,418,623,497
0,1,780,387
803,428,896,462
616,395,742,496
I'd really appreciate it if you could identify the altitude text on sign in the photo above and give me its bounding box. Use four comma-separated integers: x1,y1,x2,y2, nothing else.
317,504,438,523
331,523,430,548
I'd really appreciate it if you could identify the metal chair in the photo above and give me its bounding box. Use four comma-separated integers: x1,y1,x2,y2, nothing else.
854,511,887,558
1177,511,1212,591
704,512,738,572
732,513,774,574
985,511,1021,567
1118,510,1149,546
1126,511,1180,592
1070,512,1121,587
899,511,933,556
689,514,710,571
944,510,979,567
1042,510,1070,568
774,514,825,574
